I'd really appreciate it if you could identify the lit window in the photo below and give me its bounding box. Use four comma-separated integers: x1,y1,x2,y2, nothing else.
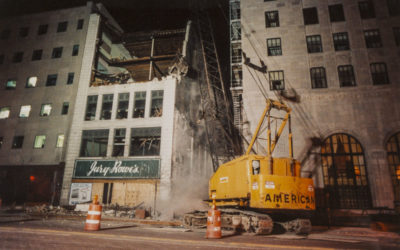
67,72,74,84
57,21,68,32
370,63,389,85
32,49,43,61
265,11,279,27
80,130,109,157
12,52,23,63
100,94,113,120
52,47,63,58
303,7,319,25
0,107,10,119
56,134,65,148
130,127,161,156
338,65,356,87
37,24,48,35
26,76,37,88
333,32,350,51
85,95,98,121
19,105,31,118
269,70,284,90
72,44,79,56
112,128,126,157
359,1,376,19
12,136,24,149
46,74,57,86
133,92,146,118
61,102,69,115
34,135,46,148
77,19,84,30
306,35,323,53
329,4,345,22
310,67,327,89
116,93,129,119
267,38,282,56
364,29,382,48
40,104,52,116
6,79,16,90
150,90,163,117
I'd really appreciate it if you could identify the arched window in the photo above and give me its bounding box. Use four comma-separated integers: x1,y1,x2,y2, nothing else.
386,132,400,206
321,133,372,209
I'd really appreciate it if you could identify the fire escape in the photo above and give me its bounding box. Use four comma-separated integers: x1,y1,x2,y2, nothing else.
196,10,240,172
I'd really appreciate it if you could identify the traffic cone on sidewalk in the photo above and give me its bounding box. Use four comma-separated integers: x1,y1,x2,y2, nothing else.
206,197,221,239
84,195,102,231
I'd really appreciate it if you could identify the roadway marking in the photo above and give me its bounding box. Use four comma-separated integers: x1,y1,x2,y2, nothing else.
0,226,334,250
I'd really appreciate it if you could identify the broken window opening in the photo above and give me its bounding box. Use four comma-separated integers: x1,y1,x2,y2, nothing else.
116,93,129,119
150,90,163,117
85,95,98,121
100,94,113,120
133,92,146,118
112,128,126,157
130,127,161,156
80,129,109,157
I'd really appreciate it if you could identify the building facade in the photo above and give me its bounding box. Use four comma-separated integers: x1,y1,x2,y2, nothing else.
230,0,400,212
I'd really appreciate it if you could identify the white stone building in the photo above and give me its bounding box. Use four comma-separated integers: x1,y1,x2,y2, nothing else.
230,0,400,213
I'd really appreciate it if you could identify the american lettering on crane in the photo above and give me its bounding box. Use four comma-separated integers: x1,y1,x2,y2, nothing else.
265,193,315,204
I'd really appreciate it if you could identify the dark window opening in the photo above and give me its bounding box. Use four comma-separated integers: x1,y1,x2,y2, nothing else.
85,95,98,121
32,49,43,61
12,52,24,63
303,7,319,25
46,74,57,86
133,92,146,118
102,183,113,204
338,65,356,87
364,29,382,48
269,70,284,90
100,94,113,120
370,63,389,85
329,4,345,22
112,128,126,157
267,38,282,56
130,127,161,156
359,1,376,19
116,93,129,119
72,44,79,56
333,32,350,51
80,129,109,157
67,72,74,84
12,136,24,149
57,21,68,32
0,29,10,39
265,11,280,27
310,67,327,89
0,54,4,64
306,35,323,53
77,19,84,30
38,24,48,35
394,27,400,46
19,27,29,37
61,102,69,115
52,47,63,58
387,0,400,16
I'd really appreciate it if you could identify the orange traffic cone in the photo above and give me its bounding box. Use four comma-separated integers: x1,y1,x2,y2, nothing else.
84,195,102,231
206,198,221,239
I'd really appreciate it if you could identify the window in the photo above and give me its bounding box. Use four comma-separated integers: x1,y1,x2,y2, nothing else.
370,63,389,85
386,132,400,206
333,32,350,51
133,92,146,118
26,76,37,88
32,49,43,61
0,54,4,64
100,94,113,120
150,90,163,117
393,27,400,46
67,72,74,84
52,47,63,58
12,136,24,149
130,127,161,156
303,7,319,25
77,19,84,30
56,134,65,148
306,35,323,53
231,21,241,41
310,67,327,89
329,4,345,22
364,29,382,48
85,95,98,121
0,107,10,119
0,29,10,39
112,128,126,157
19,105,31,118
6,79,16,90
12,52,23,63
40,104,52,116
387,0,400,16
338,65,356,87
46,74,57,86
321,133,372,209
72,44,79,56
80,129,109,157
267,38,282,56
38,24,48,35
116,93,129,119
0,137,2,149
57,21,68,32
19,27,29,37
231,42,242,63
358,1,375,19
61,102,69,115
269,70,284,90
34,135,46,148
232,65,242,87
265,11,279,27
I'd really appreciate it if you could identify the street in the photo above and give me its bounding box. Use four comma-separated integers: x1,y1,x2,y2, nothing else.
0,213,399,249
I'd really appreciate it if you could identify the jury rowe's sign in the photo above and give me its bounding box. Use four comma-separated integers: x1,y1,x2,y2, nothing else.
73,159,160,179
